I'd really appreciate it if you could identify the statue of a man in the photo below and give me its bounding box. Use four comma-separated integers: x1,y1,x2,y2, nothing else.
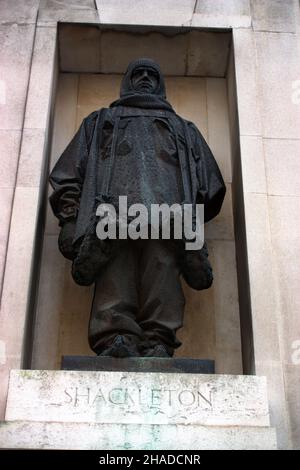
49,58,226,358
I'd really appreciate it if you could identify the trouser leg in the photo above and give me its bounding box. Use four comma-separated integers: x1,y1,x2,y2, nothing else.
88,241,142,354
137,239,185,354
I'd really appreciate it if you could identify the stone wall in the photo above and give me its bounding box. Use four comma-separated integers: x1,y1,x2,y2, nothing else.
0,0,299,450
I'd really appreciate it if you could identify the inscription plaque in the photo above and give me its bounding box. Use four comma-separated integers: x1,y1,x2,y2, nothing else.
5,370,270,427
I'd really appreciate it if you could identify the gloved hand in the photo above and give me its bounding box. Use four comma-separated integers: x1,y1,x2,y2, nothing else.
179,242,213,291
58,220,77,260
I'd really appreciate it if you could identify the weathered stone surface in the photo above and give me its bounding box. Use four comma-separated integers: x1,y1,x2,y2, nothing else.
31,234,93,368
0,0,39,24
193,0,251,28
178,266,216,361
38,0,98,26
0,420,277,450
166,77,208,137
16,128,46,187
256,360,291,450
59,25,101,73
268,196,300,364
0,188,14,291
96,0,195,27
0,186,40,418
0,130,21,188
251,0,297,33
255,32,300,139
23,26,57,130
49,74,79,167
243,193,282,363
284,364,300,449
100,31,188,76
58,27,231,77
233,29,262,137
240,136,267,194
6,370,270,427
0,24,35,130
211,240,242,375
264,139,300,197
187,31,231,78
206,79,232,183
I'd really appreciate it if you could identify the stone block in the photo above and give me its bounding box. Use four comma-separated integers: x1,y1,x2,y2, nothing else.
96,0,195,27
256,360,291,449
166,77,208,138
100,31,188,76
76,74,121,127
31,235,67,370
0,188,14,290
0,24,35,130
24,26,57,130
187,31,231,78
0,187,40,417
264,139,300,197
5,370,271,427
0,130,21,188
243,193,282,362
0,187,40,340
31,235,94,369
240,136,267,194
233,29,262,137
193,0,251,28
0,0,39,24
206,78,232,183
212,240,243,375
255,32,300,139
177,274,216,360
59,25,101,73
49,73,79,167
38,0,98,26
0,420,277,449
226,48,240,153
16,128,46,187
284,364,300,449
268,196,300,363
251,0,297,33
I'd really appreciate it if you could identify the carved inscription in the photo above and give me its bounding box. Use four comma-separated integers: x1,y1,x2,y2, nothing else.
62,386,213,409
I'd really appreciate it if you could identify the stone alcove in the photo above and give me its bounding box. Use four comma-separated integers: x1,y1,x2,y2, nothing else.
28,24,249,376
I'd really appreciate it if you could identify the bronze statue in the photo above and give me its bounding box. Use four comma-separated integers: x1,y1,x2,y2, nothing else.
49,58,226,358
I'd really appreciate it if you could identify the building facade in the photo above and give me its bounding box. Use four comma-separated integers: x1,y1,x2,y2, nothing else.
0,0,299,449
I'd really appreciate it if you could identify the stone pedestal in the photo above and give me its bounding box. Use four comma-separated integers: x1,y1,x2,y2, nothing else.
61,356,215,374
0,369,277,449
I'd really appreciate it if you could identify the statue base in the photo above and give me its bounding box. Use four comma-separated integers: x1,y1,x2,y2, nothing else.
0,369,277,449
61,355,215,374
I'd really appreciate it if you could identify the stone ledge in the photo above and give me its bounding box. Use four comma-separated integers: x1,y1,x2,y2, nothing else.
61,356,215,374
0,420,277,450
5,370,270,427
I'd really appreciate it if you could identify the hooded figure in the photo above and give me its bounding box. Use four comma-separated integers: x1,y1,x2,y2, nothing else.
49,58,226,358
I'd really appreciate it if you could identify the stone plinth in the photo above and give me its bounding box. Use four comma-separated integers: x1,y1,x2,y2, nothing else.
5,370,270,427
0,369,277,449
0,421,277,450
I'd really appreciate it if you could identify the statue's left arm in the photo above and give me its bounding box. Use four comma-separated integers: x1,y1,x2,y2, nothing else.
188,122,226,223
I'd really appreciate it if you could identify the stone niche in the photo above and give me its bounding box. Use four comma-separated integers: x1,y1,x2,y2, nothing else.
29,24,247,376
